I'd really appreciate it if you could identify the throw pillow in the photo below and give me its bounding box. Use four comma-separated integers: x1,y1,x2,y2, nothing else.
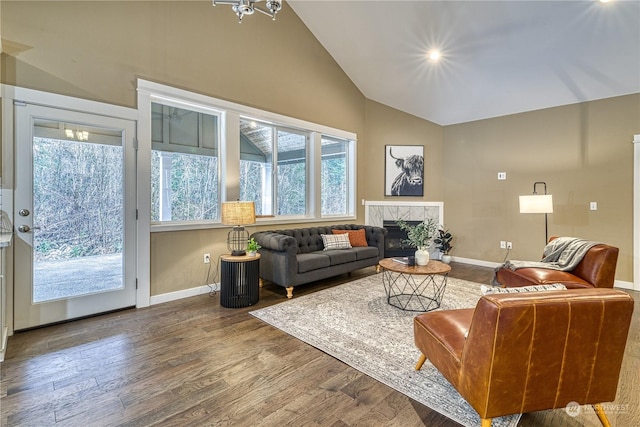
332,228,368,247
480,283,567,295
321,233,352,250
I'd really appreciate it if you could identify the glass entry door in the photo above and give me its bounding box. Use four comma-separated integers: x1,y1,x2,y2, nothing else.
14,103,136,330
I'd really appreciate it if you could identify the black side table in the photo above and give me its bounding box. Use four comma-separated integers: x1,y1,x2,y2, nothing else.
220,254,260,308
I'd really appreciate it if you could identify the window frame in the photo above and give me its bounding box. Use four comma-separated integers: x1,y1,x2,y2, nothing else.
137,79,357,232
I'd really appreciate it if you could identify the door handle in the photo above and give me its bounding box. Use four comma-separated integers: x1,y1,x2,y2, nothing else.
18,225,41,233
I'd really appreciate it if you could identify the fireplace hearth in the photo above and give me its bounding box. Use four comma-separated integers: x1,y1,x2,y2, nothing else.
383,220,421,257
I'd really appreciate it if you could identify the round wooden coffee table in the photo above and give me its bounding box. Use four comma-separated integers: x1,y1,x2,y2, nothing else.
378,258,452,312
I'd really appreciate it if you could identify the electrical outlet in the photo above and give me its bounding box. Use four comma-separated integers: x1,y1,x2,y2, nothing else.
203,253,211,264
507,242,513,250
500,241,506,249
497,172,507,180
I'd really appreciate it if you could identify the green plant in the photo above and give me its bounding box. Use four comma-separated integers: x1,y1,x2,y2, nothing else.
247,237,261,252
396,218,438,249
434,227,453,255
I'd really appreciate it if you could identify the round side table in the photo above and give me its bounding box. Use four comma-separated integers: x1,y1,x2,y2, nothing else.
220,254,260,308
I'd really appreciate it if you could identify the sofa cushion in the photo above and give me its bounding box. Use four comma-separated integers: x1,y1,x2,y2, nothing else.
351,246,379,260
498,267,594,289
323,249,357,265
332,228,368,247
321,233,352,250
297,253,331,273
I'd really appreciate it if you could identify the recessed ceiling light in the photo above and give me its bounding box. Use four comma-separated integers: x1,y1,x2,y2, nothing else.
427,50,441,62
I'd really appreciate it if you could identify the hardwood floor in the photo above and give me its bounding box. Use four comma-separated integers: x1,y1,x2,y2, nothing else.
1,263,638,426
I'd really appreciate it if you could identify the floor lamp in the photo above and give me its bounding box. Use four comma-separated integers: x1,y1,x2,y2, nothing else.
221,201,256,256
519,182,553,245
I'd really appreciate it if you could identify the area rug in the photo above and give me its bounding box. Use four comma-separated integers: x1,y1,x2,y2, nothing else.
250,275,521,427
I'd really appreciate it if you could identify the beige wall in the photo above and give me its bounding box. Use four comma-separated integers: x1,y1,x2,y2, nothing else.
363,100,444,202
0,1,368,295
443,94,639,281
1,1,637,294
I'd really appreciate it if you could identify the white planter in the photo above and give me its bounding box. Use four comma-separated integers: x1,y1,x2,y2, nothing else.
441,254,451,264
247,251,257,257
415,247,430,266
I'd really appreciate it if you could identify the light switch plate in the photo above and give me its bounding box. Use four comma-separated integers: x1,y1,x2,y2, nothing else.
590,202,597,211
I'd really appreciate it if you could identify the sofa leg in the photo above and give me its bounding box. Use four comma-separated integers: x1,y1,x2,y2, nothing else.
481,419,492,427
592,403,612,427
376,264,381,273
286,286,294,299
259,278,263,288
415,353,427,371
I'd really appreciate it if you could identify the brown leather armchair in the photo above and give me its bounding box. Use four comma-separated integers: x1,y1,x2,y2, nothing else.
414,288,634,427
495,238,619,289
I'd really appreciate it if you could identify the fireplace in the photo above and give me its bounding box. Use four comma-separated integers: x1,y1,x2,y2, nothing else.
383,220,421,257
365,201,444,260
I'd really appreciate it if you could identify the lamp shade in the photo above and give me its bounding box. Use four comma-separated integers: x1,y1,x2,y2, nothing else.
519,194,553,214
221,201,256,226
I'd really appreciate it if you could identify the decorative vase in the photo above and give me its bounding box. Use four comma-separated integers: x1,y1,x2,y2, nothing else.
441,254,451,264
415,247,430,266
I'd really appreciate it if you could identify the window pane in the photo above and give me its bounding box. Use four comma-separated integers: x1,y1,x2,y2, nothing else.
277,130,306,216
321,137,348,215
151,151,218,221
239,119,273,216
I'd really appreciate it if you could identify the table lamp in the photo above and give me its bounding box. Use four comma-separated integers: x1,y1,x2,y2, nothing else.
519,182,553,244
221,201,256,256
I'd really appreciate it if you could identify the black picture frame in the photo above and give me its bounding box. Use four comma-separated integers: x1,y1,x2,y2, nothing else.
385,145,424,196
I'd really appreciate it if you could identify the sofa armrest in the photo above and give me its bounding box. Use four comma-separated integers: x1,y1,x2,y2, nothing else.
252,232,299,253
251,231,299,287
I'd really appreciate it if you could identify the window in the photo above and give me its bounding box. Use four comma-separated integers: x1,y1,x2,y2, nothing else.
138,80,357,230
150,102,220,222
239,118,309,217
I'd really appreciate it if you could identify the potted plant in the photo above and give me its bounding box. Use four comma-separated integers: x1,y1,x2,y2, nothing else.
434,227,453,264
246,237,261,256
396,218,438,265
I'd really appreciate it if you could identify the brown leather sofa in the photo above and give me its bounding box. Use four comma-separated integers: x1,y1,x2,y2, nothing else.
495,238,619,289
413,288,634,427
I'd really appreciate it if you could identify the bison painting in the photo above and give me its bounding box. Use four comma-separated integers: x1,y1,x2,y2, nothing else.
385,146,424,196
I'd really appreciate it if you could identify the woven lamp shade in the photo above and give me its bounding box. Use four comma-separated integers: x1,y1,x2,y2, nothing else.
221,201,256,226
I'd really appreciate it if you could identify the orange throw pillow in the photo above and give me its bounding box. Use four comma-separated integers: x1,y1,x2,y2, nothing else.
332,228,368,247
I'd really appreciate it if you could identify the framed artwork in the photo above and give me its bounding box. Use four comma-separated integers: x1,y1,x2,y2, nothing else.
385,145,424,196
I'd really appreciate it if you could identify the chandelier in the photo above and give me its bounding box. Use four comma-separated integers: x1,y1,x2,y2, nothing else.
212,0,283,23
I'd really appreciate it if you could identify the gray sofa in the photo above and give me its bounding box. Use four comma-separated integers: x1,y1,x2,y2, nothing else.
251,224,387,298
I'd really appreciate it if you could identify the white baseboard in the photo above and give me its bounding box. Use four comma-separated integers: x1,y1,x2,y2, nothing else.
150,283,220,306
451,256,502,269
614,280,635,290
148,261,638,306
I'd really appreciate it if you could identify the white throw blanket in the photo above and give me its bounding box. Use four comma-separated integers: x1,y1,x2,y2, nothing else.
491,237,599,286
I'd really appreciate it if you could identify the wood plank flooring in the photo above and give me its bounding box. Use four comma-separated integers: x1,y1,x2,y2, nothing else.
1,263,638,426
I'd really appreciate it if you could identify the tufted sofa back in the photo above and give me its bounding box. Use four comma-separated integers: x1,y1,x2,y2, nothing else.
270,224,386,255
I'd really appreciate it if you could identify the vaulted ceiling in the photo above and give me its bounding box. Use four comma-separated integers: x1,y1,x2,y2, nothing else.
289,0,640,125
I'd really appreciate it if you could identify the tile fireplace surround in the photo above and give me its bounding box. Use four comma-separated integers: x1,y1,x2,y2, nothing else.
364,201,444,259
